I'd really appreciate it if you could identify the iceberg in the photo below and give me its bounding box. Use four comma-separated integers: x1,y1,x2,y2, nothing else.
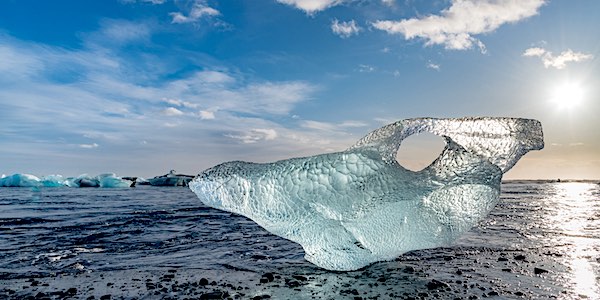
146,170,194,187
64,173,133,188
40,175,67,187
0,173,133,188
97,173,133,188
190,117,544,271
0,173,41,187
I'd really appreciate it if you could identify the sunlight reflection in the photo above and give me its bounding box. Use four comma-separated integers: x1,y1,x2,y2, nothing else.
549,182,599,299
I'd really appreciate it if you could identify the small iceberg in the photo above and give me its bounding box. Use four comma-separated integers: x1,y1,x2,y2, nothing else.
0,173,133,188
146,170,194,187
0,173,42,187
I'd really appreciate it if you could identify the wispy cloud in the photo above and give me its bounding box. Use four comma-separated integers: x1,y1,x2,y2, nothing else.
358,64,375,73
331,19,361,38
372,0,545,52
79,143,99,149
199,110,216,120
276,0,343,14
162,98,199,108
95,19,152,44
0,26,325,175
523,47,594,69
381,0,394,7
426,61,440,70
225,128,278,144
170,0,220,24
301,120,368,132
162,107,185,116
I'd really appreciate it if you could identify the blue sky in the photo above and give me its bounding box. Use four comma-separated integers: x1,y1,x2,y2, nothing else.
0,0,599,179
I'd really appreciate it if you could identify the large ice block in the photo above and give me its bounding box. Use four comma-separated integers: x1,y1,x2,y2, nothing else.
190,117,544,271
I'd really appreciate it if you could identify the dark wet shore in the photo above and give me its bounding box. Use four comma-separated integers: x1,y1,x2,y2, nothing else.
0,245,586,299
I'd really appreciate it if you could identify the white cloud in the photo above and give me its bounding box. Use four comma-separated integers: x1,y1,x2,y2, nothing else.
339,120,368,128
0,43,43,78
97,19,151,44
381,0,394,6
79,143,99,149
193,70,235,84
170,0,220,24
523,47,594,69
331,19,361,38
0,28,326,177
301,120,336,131
373,0,545,51
156,71,315,117
301,120,368,131
358,64,375,73
199,110,215,120
276,0,343,14
162,98,199,108
225,128,278,144
241,81,316,115
162,107,184,116
523,47,546,57
427,61,440,70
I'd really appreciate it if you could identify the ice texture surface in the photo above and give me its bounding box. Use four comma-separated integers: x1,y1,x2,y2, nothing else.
189,117,544,271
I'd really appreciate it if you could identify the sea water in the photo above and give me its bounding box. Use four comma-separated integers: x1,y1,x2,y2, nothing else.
1,182,599,299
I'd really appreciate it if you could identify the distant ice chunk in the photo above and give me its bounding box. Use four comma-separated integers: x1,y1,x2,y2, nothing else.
147,170,194,186
40,175,66,187
97,173,132,188
64,174,98,188
0,173,132,188
0,174,41,187
190,117,544,271
64,173,132,188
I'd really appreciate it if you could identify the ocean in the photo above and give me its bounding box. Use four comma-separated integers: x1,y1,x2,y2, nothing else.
1,181,599,299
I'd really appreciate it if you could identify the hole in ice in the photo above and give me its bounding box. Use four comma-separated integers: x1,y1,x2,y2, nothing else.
396,132,446,171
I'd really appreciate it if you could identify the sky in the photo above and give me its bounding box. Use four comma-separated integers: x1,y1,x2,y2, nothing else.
0,0,599,180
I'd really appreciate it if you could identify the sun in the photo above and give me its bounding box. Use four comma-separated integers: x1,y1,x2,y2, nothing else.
550,82,584,110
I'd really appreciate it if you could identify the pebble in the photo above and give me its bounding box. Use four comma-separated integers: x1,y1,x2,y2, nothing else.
261,273,275,283
514,254,526,261
200,291,229,299
291,275,307,281
426,279,449,290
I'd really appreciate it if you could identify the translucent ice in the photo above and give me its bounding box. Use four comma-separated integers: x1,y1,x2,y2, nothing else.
64,173,132,188
189,117,544,271
147,170,194,186
0,173,132,188
0,173,41,187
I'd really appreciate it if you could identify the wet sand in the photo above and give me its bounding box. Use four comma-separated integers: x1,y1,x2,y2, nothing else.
0,245,583,299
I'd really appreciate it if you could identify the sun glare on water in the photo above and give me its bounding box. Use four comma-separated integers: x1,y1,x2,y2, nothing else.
550,82,584,110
